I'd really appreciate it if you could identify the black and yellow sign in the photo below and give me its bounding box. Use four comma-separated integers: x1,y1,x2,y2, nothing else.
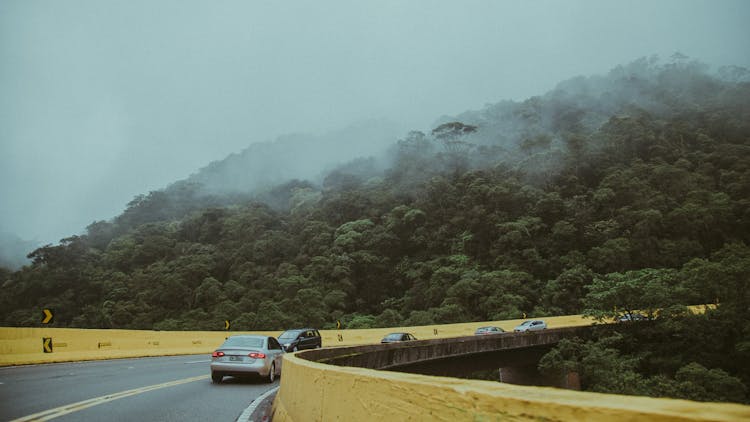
433,328,438,336
43,337,53,353
337,334,343,342
336,320,341,330
224,320,230,330
42,309,54,324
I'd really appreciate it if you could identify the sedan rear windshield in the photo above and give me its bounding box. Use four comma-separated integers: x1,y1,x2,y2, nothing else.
222,337,264,348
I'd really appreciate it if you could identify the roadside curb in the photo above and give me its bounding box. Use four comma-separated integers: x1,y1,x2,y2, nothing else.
237,386,278,422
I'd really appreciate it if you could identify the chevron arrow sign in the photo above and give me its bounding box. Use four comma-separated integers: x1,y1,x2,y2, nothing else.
42,309,54,324
43,337,53,353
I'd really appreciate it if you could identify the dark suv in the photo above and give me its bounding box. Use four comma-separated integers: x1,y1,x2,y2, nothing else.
278,328,322,352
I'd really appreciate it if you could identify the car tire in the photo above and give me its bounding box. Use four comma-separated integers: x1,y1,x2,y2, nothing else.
268,363,276,383
211,372,223,384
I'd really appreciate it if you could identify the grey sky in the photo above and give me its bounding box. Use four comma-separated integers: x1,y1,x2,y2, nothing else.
1,0,749,245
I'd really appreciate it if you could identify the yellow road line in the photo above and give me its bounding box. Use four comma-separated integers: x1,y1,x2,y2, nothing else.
11,374,208,421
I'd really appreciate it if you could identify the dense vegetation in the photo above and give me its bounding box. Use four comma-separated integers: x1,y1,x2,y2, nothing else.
1,57,749,403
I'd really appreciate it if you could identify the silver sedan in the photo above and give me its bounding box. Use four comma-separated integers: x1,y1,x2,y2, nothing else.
474,326,505,335
513,320,547,332
210,335,284,383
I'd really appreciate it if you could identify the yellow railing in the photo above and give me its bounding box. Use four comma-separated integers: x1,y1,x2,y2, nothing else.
273,351,750,421
0,315,592,366
0,327,274,365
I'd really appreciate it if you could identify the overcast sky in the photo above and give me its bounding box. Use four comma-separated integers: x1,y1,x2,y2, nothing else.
1,0,749,245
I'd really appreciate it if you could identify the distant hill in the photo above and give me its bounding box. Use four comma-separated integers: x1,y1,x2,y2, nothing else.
93,119,406,240
186,119,406,196
0,231,37,270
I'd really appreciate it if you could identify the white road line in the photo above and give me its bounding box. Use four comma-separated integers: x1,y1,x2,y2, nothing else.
184,360,211,364
9,374,208,422
237,386,278,422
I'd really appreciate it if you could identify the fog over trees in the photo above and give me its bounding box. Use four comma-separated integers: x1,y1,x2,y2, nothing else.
2,58,750,403
2,1,749,252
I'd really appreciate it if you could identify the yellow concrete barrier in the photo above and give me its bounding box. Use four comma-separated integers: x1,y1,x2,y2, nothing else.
321,314,593,346
273,352,750,422
0,327,278,366
0,315,592,366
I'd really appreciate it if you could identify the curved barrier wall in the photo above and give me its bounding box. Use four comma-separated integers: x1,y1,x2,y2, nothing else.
0,315,592,366
273,348,750,422
0,327,278,365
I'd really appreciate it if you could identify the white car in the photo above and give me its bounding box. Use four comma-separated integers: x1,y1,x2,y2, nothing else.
513,320,547,332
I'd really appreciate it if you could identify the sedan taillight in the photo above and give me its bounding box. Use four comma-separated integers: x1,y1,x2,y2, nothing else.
248,352,266,359
212,351,225,357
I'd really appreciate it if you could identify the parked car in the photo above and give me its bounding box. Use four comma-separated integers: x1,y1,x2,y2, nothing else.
618,312,647,322
278,328,322,352
210,335,284,384
381,332,417,343
513,320,547,332
474,326,505,335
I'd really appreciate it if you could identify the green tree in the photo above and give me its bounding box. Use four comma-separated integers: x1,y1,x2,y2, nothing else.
431,121,478,176
539,334,649,395
584,268,684,321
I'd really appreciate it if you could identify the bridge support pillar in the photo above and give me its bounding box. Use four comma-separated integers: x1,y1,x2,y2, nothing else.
498,365,540,385
498,367,581,391
564,371,581,390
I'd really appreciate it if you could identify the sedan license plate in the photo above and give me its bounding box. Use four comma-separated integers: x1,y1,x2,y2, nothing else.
229,356,242,361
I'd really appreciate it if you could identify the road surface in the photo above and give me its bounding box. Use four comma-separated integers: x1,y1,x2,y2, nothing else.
0,354,277,421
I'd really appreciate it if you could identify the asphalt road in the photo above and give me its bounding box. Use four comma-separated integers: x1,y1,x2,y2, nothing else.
0,354,278,422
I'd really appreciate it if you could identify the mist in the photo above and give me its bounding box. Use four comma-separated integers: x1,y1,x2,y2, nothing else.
1,0,749,264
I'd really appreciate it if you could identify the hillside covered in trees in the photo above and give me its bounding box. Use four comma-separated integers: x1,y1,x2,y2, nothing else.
1,57,749,403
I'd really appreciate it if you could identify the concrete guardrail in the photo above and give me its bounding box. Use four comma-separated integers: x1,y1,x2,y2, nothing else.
0,315,592,366
273,343,750,421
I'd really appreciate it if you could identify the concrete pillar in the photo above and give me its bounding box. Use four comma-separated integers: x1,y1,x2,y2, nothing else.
498,365,542,385
564,371,581,390
498,367,581,390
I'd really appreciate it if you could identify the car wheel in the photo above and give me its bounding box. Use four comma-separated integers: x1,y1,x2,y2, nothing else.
268,363,276,383
211,372,223,384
